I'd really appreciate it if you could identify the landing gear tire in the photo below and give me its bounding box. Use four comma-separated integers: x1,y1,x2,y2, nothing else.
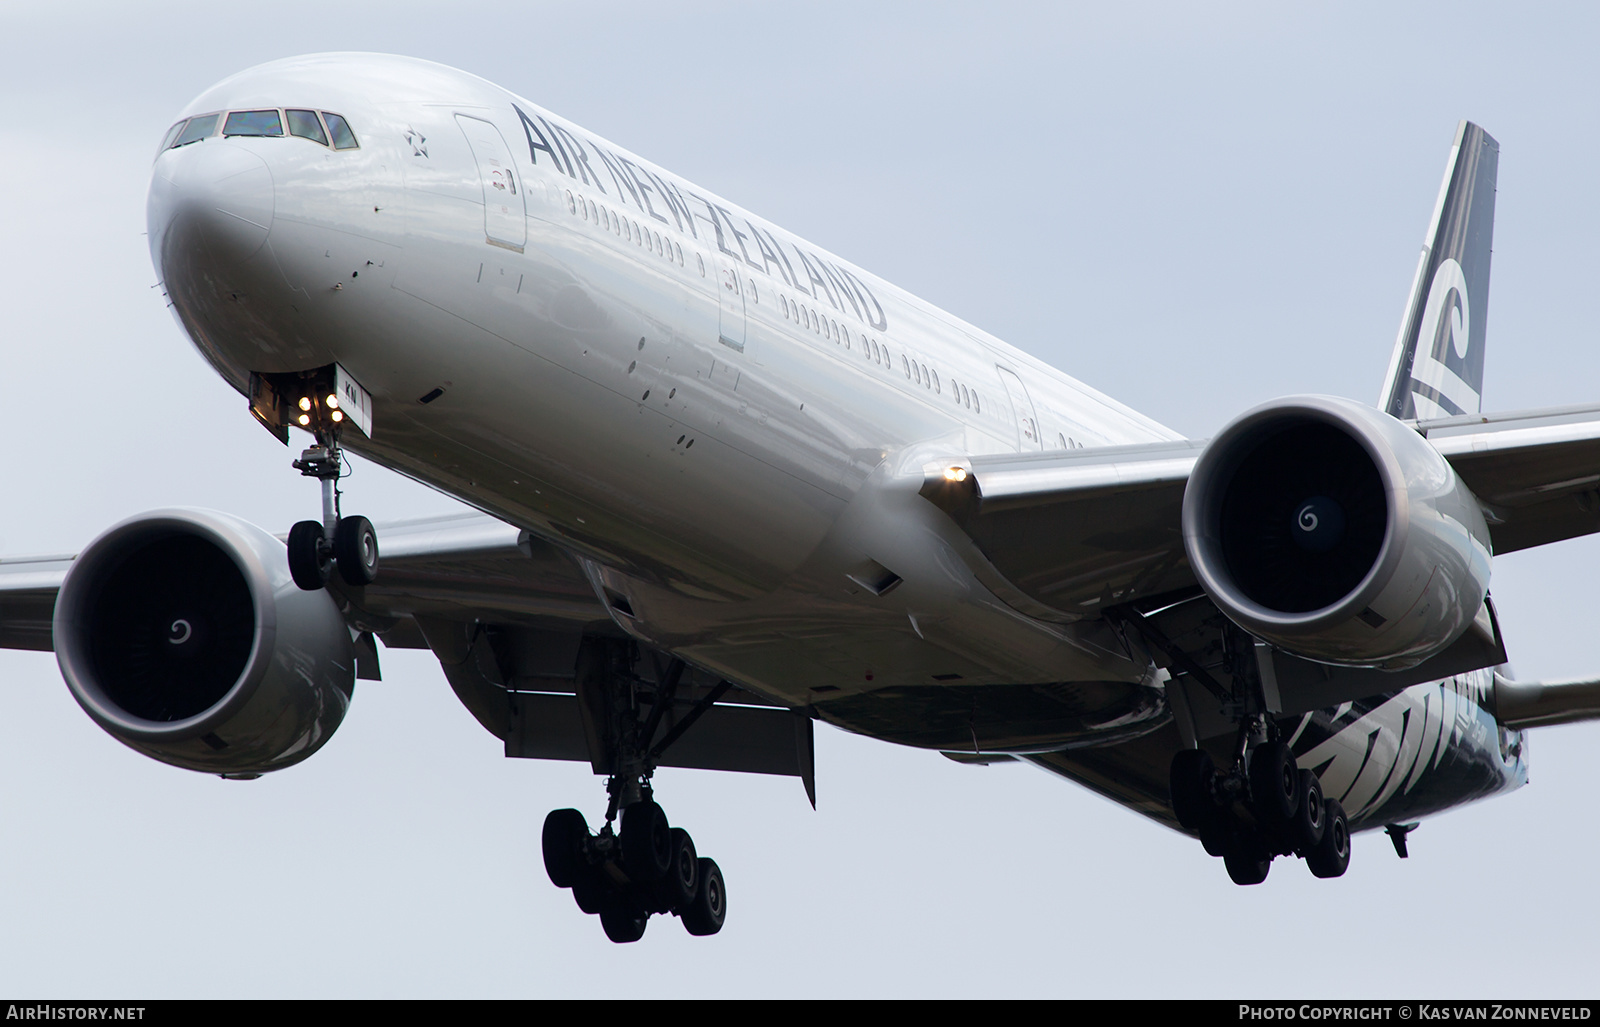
656,828,699,915
621,800,673,885
1169,749,1217,830
1199,819,1232,858
599,901,648,944
572,871,610,915
1306,798,1351,879
542,808,589,889
681,857,726,936
287,520,331,591
1224,840,1271,885
333,514,380,586
1249,740,1300,827
1290,771,1326,853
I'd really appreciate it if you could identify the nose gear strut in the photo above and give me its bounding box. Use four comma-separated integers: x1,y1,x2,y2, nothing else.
287,427,379,590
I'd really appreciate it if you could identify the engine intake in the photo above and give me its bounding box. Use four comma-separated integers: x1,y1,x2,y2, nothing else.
1182,396,1491,668
54,509,356,775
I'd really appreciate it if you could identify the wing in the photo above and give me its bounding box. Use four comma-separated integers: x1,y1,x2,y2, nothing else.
0,510,812,793
1420,402,1600,553
326,510,610,642
0,511,613,655
0,553,73,651
917,439,1204,614
921,400,1600,617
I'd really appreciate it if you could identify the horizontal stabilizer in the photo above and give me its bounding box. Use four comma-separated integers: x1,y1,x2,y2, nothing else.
1494,673,1600,730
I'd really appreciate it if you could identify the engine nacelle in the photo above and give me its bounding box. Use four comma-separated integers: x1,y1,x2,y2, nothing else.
54,508,356,775
1182,395,1491,669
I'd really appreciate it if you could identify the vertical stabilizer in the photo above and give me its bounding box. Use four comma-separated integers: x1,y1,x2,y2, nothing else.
1380,121,1499,420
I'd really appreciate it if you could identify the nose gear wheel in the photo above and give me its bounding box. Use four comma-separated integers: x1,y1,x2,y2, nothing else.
286,428,379,592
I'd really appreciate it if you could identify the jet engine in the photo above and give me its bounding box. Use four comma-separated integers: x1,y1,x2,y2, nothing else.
53,508,356,775
1181,395,1491,669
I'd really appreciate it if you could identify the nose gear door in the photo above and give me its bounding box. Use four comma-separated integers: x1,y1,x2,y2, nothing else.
455,114,526,252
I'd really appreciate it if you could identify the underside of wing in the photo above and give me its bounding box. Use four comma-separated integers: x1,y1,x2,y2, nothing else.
918,439,1204,616
325,511,610,646
0,553,73,651
1423,403,1600,553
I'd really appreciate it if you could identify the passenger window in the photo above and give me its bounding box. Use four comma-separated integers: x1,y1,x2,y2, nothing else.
588,199,598,222
803,308,811,330
780,296,788,318
961,384,970,408
932,370,940,392
566,190,576,214
698,253,705,276
973,391,980,414
902,355,910,378
173,113,220,147
749,280,758,304
287,109,328,145
224,110,283,137
322,112,359,149
675,242,683,265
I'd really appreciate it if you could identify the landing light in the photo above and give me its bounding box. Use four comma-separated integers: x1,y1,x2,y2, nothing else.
331,410,344,422
944,466,968,482
298,397,312,412
297,414,311,426
326,394,339,409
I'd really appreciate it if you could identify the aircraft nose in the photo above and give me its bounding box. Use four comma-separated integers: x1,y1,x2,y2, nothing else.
148,142,275,275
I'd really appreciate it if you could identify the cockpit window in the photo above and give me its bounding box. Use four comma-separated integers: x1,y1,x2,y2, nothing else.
171,113,219,148
286,109,328,146
223,110,283,137
159,121,187,152
162,108,357,153
322,112,359,150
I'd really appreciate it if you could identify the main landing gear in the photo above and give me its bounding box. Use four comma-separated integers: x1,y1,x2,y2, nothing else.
542,793,726,943
286,429,379,591
541,651,727,942
1169,719,1351,886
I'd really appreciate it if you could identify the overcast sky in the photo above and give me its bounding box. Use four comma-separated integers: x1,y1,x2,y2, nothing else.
2,0,1600,998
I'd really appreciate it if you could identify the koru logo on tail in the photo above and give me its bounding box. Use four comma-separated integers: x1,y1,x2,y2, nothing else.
1408,258,1479,418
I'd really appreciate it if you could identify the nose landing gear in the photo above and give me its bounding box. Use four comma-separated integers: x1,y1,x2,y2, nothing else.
287,430,379,590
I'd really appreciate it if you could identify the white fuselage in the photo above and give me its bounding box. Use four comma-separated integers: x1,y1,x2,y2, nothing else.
148,53,1180,715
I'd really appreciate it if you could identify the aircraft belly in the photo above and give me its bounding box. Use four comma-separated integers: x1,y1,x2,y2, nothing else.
1027,671,1527,835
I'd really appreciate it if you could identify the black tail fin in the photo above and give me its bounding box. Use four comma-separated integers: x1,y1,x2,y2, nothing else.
1380,121,1499,420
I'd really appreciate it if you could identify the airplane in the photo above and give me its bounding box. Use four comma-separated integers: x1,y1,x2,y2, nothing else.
9,51,1600,945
